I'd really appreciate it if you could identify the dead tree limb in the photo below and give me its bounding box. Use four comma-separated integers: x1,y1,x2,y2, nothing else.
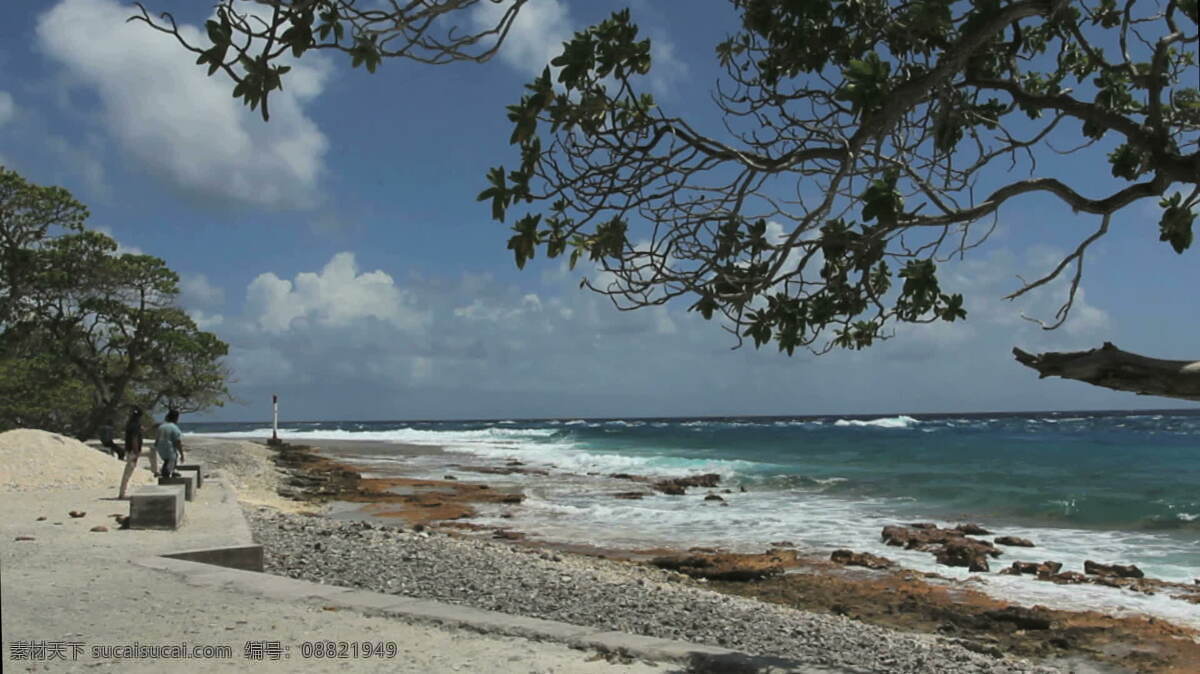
1013,343,1200,402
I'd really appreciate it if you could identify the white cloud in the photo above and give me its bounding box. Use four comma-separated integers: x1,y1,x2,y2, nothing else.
473,0,572,76
246,252,428,333
36,0,329,210
181,273,225,308
0,91,15,126
188,310,225,331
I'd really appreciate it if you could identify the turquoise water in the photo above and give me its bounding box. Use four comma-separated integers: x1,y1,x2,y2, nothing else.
190,410,1200,532
190,409,1200,623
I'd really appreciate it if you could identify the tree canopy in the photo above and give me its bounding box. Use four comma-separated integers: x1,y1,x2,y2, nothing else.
0,168,232,438
136,1,1199,399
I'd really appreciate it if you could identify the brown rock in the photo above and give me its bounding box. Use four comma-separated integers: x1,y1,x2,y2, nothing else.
1005,560,1062,576
612,492,646,500
935,539,992,572
14,536,35,541
652,473,720,495
995,536,1035,547
443,475,458,480
649,548,801,582
35,516,46,521
830,549,893,570
68,511,86,518
954,523,991,535
500,494,525,504
90,526,109,532
908,522,938,529
704,494,725,502
1084,560,1144,579
770,540,796,548
982,606,1052,630
1049,571,1089,584
492,530,525,540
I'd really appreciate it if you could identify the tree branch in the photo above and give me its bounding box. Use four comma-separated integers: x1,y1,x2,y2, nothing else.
1013,343,1200,402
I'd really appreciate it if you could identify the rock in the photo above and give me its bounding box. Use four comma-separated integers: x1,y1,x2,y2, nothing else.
35,516,46,521
492,530,525,541
652,473,720,495
68,511,86,518
651,555,712,571
443,475,458,480
935,539,992,572
1003,561,1062,576
649,549,800,582
994,536,1035,547
704,494,725,502
14,536,35,541
500,494,525,504
882,524,962,549
612,492,646,500
954,523,991,535
982,606,1052,630
770,541,795,548
89,526,108,532
908,522,938,529
830,549,892,570
1084,560,1144,579
505,460,524,466
1048,571,1088,584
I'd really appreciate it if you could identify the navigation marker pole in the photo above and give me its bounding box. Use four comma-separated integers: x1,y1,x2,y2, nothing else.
268,393,282,446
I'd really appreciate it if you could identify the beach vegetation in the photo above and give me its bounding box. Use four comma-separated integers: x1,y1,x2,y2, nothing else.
0,167,232,438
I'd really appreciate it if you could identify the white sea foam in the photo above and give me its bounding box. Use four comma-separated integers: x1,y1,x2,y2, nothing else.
833,415,919,429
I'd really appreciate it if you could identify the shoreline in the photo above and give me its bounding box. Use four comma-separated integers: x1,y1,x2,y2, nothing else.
191,435,1200,672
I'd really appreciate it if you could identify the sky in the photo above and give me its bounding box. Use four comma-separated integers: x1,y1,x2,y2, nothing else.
1,0,1197,422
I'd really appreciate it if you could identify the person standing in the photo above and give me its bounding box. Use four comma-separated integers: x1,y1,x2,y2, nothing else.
117,407,156,499
155,409,184,478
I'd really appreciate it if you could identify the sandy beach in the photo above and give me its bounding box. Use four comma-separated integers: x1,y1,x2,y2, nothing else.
182,435,1200,673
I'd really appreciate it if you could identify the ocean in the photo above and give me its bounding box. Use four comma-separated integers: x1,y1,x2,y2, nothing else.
187,409,1200,626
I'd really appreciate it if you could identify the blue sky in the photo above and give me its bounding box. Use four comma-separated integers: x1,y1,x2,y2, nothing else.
1,0,1197,421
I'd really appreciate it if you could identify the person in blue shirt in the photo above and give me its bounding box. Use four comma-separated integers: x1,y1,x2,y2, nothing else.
154,409,185,478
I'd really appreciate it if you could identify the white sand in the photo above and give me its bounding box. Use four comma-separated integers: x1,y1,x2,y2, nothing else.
181,436,312,513
0,428,156,493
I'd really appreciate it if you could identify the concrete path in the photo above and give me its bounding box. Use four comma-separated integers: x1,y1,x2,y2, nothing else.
0,475,825,673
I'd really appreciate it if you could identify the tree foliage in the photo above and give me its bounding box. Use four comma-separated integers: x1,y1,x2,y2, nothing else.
482,0,1198,354
130,0,530,120
0,168,231,438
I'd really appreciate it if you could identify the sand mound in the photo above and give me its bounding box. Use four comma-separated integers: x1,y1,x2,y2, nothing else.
0,428,156,492
182,436,308,513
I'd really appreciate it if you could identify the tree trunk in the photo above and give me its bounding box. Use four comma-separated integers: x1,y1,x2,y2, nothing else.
1012,343,1200,402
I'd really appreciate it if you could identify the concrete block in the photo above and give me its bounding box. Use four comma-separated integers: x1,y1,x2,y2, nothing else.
177,463,203,488
162,545,264,572
129,485,185,530
158,473,195,501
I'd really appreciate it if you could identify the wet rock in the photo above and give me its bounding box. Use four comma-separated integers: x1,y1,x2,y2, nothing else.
954,523,991,535
982,606,1052,630
612,492,646,500
830,549,892,570
500,494,525,504
704,494,725,502
35,516,46,521
770,541,795,548
935,539,993,572
1048,571,1088,584
650,549,800,582
908,522,938,529
90,526,109,532
994,536,1034,547
68,511,86,518
656,483,686,496
1084,560,1144,579
443,475,457,480
1000,561,1061,576
492,530,525,541
652,473,720,495
882,525,961,549
14,536,35,541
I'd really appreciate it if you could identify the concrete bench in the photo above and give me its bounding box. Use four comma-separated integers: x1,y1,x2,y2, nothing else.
158,473,196,501
177,463,203,489
129,485,185,530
